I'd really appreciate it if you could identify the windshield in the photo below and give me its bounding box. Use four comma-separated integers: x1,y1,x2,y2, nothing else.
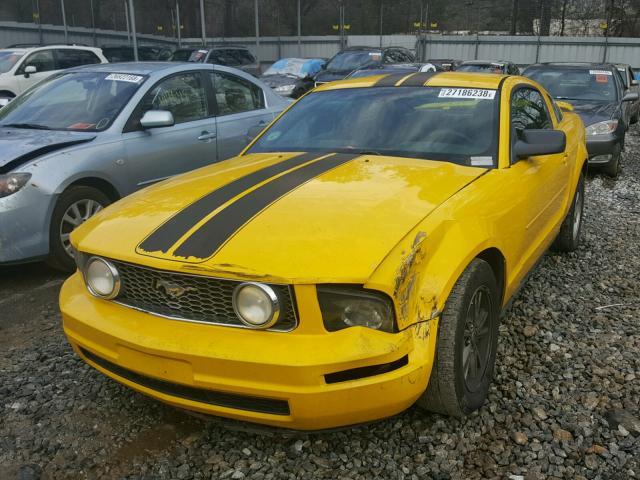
457,64,503,73
0,51,24,74
326,51,382,73
264,58,321,78
248,86,499,166
524,68,618,102
0,71,145,132
171,49,194,62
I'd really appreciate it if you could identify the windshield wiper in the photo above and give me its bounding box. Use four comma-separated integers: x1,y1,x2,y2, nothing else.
337,147,382,156
4,123,52,130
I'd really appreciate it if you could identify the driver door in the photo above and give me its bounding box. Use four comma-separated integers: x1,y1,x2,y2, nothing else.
121,71,218,189
504,86,570,281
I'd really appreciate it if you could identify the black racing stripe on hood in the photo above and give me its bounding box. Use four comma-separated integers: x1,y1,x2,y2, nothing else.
0,138,95,174
399,72,439,86
138,152,322,254
374,73,412,87
173,153,359,260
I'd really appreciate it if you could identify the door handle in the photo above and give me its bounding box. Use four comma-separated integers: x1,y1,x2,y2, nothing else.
197,131,217,141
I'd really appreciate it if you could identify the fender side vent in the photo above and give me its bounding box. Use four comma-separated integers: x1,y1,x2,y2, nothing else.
324,355,409,384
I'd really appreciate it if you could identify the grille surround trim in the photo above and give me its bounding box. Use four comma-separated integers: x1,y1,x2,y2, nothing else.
108,260,298,332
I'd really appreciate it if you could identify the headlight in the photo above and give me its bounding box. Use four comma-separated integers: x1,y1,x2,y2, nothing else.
274,84,295,93
0,173,31,198
585,120,618,136
232,282,280,329
83,257,121,299
317,286,396,333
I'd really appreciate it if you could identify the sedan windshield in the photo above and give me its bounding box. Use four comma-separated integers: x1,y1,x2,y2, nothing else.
524,67,618,102
0,51,24,73
248,86,499,166
326,51,382,72
0,71,145,132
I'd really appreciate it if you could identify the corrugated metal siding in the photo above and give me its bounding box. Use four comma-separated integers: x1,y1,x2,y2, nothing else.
4,22,640,67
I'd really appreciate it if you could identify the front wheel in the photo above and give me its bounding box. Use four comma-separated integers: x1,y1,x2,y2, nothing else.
552,172,585,252
417,259,500,417
47,186,111,271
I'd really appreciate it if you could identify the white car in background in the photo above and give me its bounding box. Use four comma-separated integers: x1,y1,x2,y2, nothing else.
0,45,108,107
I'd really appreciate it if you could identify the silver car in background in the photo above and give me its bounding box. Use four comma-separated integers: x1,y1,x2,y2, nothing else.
0,62,288,270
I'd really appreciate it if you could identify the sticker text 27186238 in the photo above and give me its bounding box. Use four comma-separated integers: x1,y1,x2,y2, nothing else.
438,88,496,100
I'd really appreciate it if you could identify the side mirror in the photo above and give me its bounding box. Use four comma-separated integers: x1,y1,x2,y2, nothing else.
513,129,566,161
556,100,574,111
0,97,12,108
632,79,639,86
24,65,36,77
140,110,174,129
245,124,265,144
622,92,639,102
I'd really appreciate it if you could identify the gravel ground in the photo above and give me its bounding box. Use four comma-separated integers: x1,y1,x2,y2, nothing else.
1,128,639,480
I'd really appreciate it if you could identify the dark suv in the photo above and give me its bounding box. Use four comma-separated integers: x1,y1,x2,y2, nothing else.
314,46,416,86
523,62,639,177
187,45,261,77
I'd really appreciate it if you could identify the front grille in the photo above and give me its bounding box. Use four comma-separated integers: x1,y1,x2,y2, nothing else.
112,261,297,331
80,347,291,415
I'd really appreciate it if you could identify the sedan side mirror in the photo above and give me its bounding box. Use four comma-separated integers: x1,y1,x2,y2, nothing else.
622,92,639,102
513,129,566,161
140,110,175,129
24,65,37,78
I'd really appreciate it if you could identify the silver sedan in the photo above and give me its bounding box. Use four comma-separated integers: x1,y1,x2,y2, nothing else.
0,62,288,270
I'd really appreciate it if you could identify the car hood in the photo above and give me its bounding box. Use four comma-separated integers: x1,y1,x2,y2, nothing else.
0,127,96,173
73,152,486,283
261,74,302,87
565,100,618,126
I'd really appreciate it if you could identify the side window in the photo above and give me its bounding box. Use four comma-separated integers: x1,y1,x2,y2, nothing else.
383,50,401,64
511,87,553,140
56,49,101,70
403,49,416,62
18,50,55,74
139,72,208,124
211,71,265,115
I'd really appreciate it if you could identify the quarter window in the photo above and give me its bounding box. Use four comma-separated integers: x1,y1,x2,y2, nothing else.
211,72,264,115
18,50,55,74
511,87,552,140
140,72,208,124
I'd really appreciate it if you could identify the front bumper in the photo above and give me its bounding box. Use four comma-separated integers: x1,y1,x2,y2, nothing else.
0,184,54,263
586,133,621,164
61,272,437,430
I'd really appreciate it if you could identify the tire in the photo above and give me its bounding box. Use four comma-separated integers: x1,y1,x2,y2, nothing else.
603,143,622,178
417,259,500,417
631,113,639,125
46,186,111,272
551,172,585,253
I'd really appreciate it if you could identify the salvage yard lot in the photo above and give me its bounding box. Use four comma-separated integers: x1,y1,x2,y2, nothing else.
1,130,639,480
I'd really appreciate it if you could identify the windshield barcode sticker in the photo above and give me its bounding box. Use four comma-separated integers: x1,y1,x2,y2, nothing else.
438,88,496,99
589,70,612,76
105,73,144,83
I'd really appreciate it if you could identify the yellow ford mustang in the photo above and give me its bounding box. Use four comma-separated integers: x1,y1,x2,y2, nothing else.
60,72,587,430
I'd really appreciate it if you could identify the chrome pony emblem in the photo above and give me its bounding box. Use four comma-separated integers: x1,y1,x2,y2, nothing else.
153,279,197,300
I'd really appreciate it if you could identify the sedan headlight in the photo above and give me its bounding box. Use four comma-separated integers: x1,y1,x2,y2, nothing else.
0,173,31,198
233,282,280,329
585,120,618,136
274,84,295,93
83,256,121,299
317,286,396,333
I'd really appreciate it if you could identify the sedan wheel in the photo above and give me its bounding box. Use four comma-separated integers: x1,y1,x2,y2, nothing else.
47,186,111,272
60,199,103,257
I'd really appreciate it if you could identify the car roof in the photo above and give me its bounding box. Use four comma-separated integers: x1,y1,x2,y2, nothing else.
1,44,99,53
316,71,507,91
533,62,616,69
460,60,508,66
65,62,209,75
